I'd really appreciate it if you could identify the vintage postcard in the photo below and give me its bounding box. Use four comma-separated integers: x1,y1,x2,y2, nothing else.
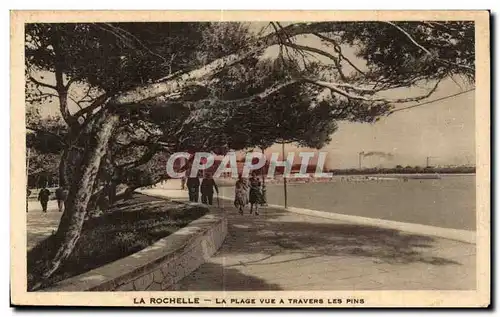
11,10,490,307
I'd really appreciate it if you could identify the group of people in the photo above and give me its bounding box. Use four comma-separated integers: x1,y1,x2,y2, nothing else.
234,173,266,215
183,173,220,205
180,172,267,215
28,185,68,213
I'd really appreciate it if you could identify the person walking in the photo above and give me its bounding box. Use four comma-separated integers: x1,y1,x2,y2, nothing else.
234,174,249,215
200,173,219,205
55,186,68,212
37,185,51,213
26,188,32,213
249,172,263,215
181,176,186,190
186,175,200,202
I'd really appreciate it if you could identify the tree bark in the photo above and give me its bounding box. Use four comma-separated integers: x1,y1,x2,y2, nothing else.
58,148,69,188
58,113,100,188
32,109,119,289
58,134,84,188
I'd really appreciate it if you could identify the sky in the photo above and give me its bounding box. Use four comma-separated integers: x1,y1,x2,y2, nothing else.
29,22,476,170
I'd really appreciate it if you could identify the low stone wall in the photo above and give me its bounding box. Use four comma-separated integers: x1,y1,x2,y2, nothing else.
44,206,227,292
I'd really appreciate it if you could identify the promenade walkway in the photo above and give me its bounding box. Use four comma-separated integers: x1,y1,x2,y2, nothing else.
140,188,476,291
27,200,62,250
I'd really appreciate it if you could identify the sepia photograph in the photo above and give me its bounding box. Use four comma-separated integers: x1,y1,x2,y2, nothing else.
10,10,490,307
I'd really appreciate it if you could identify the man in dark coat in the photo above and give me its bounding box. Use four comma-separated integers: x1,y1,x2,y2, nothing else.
200,173,219,205
186,175,200,202
55,186,68,212
37,185,51,213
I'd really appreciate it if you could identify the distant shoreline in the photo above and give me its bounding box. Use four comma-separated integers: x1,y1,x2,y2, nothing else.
325,167,475,175
212,172,474,187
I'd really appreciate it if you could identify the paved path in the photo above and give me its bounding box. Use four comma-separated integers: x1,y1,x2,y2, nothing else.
26,200,63,250
140,189,476,291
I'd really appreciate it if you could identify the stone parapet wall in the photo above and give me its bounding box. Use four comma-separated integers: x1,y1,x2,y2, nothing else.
44,208,227,292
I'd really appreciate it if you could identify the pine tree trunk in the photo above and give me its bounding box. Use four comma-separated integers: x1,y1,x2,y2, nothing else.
33,109,119,289
58,148,73,188
58,149,67,188
58,126,85,188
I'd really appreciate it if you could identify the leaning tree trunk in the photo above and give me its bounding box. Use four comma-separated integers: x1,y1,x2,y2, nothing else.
58,148,78,188
32,109,119,289
58,118,96,188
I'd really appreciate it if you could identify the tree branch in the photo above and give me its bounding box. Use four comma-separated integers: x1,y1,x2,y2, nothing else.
281,41,347,80
111,22,339,106
115,139,152,147
382,21,433,55
304,78,441,104
135,121,162,136
102,23,168,64
382,21,475,73
72,93,109,121
28,76,57,91
137,70,440,116
313,33,366,76
78,85,94,103
117,144,161,170
145,78,300,109
65,76,82,89
46,25,74,126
